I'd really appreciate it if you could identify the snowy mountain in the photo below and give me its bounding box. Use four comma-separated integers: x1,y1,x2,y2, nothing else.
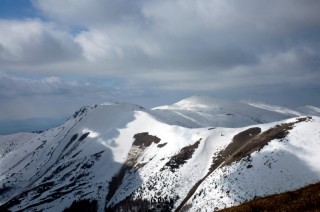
0,96,320,211
152,95,319,128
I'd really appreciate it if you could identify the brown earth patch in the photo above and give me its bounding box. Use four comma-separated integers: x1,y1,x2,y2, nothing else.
177,117,312,211
157,143,167,148
163,139,201,172
220,182,320,212
222,116,311,167
132,132,161,148
106,132,161,203
135,163,147,169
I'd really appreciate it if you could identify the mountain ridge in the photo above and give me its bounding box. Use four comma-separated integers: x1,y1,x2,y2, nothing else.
0,96,320,211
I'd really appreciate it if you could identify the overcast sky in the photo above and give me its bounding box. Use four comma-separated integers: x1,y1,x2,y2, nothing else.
0,0,320,120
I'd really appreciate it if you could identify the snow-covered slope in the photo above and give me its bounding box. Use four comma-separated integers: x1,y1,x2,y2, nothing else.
151,95,316,128
186,116,320,211
0,96,320,211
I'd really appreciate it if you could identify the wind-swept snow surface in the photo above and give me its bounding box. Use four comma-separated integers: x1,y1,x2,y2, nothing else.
0,96,319,211
185,117,320,211
151,95,312,128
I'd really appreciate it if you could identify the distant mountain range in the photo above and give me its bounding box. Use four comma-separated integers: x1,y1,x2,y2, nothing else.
1,95,320,211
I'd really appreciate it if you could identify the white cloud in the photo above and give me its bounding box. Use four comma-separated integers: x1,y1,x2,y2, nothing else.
75,29,113,62
0,0,319,120
0,19,82,66
3,0,319,82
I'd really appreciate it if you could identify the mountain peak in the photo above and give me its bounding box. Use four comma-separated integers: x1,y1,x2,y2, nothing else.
153,95,222,110
1,97,320,212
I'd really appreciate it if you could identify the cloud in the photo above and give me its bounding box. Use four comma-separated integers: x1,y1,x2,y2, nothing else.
0,72,184,120
4,1,320,81
0,19,82,66
32,0,145,27
0,0,319,121
0,72,112,119
71,0,320,75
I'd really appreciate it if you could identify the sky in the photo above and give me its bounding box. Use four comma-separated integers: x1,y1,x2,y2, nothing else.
0,0,320,121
